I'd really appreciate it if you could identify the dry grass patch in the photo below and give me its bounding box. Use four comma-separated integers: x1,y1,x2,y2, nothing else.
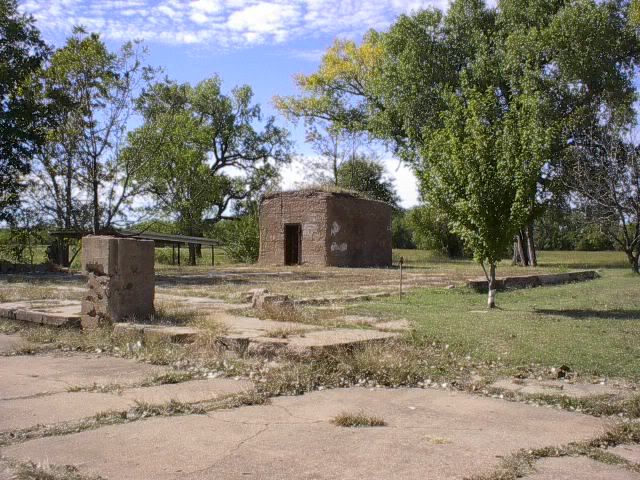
470,422,640,480
265,327,309,339
332,411,386,428
12,460,104,480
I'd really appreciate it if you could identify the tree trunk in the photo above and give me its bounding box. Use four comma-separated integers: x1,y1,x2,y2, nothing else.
512,240,518,265
526,224,537,267
188,244,197,266
515,230,529,266
487,263,497,309
628,251,639,274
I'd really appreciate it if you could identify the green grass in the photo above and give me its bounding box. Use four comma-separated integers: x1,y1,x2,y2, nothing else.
394,248,630,270
351,269,640,379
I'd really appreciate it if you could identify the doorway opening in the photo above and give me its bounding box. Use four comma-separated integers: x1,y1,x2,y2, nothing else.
284,224,301,265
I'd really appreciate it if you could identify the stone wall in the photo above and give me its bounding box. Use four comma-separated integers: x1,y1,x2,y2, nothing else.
81,236,155,329
258,190,392,267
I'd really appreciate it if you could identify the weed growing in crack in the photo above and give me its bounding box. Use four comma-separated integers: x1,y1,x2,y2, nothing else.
332,411,386,428
12,460,105,480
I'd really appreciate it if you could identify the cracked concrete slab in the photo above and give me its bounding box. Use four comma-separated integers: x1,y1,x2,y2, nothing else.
0,353,167,400
525,456,640,479
0,300,81,327
490,378,627,398
0,392,130,432
610,445,640,465
2,388,607,480
0,378,254,433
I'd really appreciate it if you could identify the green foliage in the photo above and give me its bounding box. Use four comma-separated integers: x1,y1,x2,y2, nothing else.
535,205,616,251
406,206,465,258
335,156,399,207
124,76,291,247
277,0,640,292
30,28,155,231
215,213,260,263
423,87,552,269
0,210,48,266
391,211,415,249
0,0,50,221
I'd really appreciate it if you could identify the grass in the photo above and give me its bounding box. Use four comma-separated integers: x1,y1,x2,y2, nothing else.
265,326,309,338
470,422,640,480
11,461,104,480
350,268,640,379
332,411,387,427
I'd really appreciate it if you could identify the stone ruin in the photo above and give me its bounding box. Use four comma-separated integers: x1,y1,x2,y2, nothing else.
258,190,393,268
81,236,155,329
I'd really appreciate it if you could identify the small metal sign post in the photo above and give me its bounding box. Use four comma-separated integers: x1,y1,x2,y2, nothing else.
399,256,404,297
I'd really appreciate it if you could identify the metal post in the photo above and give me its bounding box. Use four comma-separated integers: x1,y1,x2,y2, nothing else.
211,245,214,267
177,244,181,266
399,256,404,297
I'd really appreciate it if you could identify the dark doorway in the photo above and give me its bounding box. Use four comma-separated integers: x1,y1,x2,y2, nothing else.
285,224,301,265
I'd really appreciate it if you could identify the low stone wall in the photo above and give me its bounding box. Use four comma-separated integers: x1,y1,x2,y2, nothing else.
81,236,155,329
467,270,600,292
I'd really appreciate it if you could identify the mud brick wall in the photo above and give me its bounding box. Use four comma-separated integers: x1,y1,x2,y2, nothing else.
259,191,329,266
81,236,155,329
325,194,392,267
258,190,392,267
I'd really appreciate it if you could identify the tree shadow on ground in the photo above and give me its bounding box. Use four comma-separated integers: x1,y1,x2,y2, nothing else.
535,308,640,320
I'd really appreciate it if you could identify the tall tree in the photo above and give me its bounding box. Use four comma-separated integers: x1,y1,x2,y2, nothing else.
276,0,639,306
563,124,640,273
124,77,291,265
336,156,399,207
27,28,155,233
303,122,361,186
0,0,50,221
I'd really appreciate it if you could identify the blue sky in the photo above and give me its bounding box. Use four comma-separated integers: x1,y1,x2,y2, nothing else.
19,0,458,207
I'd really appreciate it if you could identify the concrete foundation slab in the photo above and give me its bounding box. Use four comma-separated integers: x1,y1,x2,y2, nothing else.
610,445,640,465
0,392,131,432
0,300,80,328
113,323,200,344
490,378,626,398
526,456,640,479
2,388,606,480
0,353,166,400
0,378,254,433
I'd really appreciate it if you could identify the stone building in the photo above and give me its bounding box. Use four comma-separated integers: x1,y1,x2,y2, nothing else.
258,190,392,267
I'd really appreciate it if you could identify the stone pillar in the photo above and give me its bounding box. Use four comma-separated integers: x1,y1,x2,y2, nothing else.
81,236,155,329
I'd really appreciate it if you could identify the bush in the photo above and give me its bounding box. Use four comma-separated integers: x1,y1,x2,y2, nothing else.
154,248,174,265
391,211,416,249
216,213,259,263
407,206,465,258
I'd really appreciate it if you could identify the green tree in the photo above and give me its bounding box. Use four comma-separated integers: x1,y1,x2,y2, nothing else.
0,0,50,221
336,156,399,207
407,206,465,257
276,0,639,306
27,28,155,233
124,77,291,265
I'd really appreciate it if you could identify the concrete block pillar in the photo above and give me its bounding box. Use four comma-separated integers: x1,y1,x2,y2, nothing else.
81,236,155,329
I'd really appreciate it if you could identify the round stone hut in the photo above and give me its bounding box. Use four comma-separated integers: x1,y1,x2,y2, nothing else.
258,189,392,267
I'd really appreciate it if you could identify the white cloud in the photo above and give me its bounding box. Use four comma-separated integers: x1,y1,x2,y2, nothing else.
21,0,454,48
281,155,420,208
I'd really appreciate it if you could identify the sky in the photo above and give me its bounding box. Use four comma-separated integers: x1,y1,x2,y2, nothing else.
17,0,459,208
